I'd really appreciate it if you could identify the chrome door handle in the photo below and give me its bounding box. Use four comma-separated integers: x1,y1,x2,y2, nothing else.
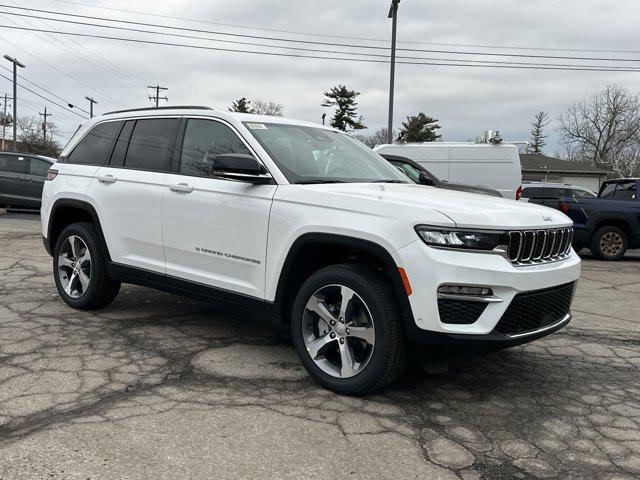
98,175,117,184
169,183,194,193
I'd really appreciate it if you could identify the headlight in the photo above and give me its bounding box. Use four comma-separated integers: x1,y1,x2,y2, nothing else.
415,225,508,251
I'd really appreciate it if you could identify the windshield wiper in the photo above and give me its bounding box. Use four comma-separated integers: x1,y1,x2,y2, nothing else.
371,179,407,184
295,179,348,184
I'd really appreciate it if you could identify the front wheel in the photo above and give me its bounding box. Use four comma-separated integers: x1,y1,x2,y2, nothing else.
291,264,406,395
53,222,121,310
591,226,628,261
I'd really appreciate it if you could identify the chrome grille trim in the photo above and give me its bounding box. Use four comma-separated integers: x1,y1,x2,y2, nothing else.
506,227,573,266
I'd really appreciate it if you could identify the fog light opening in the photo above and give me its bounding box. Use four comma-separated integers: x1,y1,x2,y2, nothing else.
438,285,493,296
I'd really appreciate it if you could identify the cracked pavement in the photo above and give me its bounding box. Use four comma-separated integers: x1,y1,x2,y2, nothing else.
1,212,640,479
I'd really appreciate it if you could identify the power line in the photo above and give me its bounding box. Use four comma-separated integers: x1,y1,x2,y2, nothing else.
3,6,640,63
0,20,128,107
0,71,88,118
4,9,640,70
5,0,143,84
0,64,90,114
1,24,639,73
45,0,640,54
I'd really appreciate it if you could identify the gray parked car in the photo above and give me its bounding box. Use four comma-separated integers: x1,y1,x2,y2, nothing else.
0,152,55,209
381,154,503,197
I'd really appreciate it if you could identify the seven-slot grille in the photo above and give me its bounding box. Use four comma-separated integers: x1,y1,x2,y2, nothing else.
507,227,573,265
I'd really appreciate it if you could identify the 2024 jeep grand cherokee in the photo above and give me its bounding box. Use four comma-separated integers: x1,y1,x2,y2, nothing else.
41,106,581,395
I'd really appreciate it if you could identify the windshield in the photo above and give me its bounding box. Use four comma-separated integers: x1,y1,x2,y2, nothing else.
243,122,408,184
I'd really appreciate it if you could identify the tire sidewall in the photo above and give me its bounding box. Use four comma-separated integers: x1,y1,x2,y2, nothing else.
592,226,627,261
291,266,397,394
53,223,105,308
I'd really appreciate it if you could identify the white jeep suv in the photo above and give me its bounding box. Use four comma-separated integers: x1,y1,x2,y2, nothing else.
41,106,581,395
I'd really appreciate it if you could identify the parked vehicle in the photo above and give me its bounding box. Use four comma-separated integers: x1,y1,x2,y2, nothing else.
381,154,502,197
374,142,522,199
41,106,581,394
0,152,55,209
560,178,640,260
520,182,596,210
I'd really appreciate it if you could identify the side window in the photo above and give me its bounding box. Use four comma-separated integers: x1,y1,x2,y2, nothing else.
572,189,595,199
0,154,27,174
179,119,253,177
613,181,637,201
600,183,617,199
29,158,51,177
109,120,135,167
67,121,122,165
390,161,421,183
521,187,541,198
123,118,179,172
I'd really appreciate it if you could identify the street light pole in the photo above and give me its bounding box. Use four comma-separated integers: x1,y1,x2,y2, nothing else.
3,54,25,152
85,96,98,118
387,0,400,144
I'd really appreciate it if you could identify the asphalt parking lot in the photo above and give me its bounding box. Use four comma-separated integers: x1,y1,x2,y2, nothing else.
1,212,639,480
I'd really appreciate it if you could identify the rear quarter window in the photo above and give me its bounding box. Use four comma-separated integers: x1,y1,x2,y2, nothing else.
67,121,123,165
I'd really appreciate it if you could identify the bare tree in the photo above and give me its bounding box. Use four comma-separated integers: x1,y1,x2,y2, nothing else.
17,115,61,157
529,111,550,154
251,99,284,116
353,127,391,148
559,84,640,174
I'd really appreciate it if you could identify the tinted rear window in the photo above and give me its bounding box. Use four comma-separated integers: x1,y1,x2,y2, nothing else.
29,158,51,176
67,121,122,165
0,154,28,174
123,118,178,172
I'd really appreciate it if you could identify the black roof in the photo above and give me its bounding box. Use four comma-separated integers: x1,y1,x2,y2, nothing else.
520,154,610,174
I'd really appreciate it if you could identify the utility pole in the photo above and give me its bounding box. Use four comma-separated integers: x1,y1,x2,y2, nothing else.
39,107,51,149
85,96,98,118
387,0,400,144
1,93,11,151
147,85,168,107
3,55,25,152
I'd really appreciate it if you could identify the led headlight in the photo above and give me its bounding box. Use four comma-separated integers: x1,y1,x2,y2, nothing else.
415,225,508,251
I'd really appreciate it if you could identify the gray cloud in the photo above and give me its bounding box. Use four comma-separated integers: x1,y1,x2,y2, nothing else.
2,0,639,151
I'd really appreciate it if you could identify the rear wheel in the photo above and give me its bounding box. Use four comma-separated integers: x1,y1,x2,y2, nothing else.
591,226,628,261
53,222,120,310
291,264,406,395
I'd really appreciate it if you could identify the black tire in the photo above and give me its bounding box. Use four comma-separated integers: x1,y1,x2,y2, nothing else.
53,222,120,310
291,264,406,395
590,226,628,261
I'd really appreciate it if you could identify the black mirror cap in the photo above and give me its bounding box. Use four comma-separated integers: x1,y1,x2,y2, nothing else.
418,172,436,186
212,153,272,184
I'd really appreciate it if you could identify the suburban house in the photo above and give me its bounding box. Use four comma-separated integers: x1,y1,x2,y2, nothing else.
520,153,611,192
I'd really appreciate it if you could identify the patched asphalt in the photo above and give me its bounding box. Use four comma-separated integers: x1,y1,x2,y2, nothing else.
1,212,639,480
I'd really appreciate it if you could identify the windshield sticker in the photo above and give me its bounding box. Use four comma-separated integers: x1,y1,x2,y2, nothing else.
246,122,267,130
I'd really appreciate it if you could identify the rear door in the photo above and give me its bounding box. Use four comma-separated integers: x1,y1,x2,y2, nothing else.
162,117,276,299
22,157,52,207
0,153,28,207
88,117,179,274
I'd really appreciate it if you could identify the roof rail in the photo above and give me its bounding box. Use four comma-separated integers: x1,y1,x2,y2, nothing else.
102,105,213,116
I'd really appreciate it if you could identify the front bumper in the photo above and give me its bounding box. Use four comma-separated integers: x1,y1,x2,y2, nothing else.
393,239,581,341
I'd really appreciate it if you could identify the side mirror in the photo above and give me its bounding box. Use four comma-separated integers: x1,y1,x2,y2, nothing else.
418,172,436,186
212,154,272,184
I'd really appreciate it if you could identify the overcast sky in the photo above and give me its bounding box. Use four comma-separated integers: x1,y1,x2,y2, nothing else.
2,0,640,152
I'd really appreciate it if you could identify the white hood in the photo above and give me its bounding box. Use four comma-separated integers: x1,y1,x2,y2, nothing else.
292,183,572,230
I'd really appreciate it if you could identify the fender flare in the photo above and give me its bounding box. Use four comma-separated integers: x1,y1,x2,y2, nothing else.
272,232,414,324
45,198,110,259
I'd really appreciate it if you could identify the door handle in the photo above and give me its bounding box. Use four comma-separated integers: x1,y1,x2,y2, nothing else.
98,175,117,184
169,183,194,193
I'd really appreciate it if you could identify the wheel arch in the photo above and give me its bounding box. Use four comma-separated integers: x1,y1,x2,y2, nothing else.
589,213,637,240
272,232,414,327
45,199,110,259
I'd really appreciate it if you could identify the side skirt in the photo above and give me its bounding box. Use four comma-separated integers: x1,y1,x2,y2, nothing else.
107,262,280,318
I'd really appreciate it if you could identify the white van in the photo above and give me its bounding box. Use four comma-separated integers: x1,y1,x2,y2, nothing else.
374,143,523,199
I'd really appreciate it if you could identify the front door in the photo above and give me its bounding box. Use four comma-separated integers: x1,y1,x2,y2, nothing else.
0,153,28,207
162,117,276,299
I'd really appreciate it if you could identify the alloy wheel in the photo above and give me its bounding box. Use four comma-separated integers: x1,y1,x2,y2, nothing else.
57,235,92,298
302,284,376,378
600,232,624,257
